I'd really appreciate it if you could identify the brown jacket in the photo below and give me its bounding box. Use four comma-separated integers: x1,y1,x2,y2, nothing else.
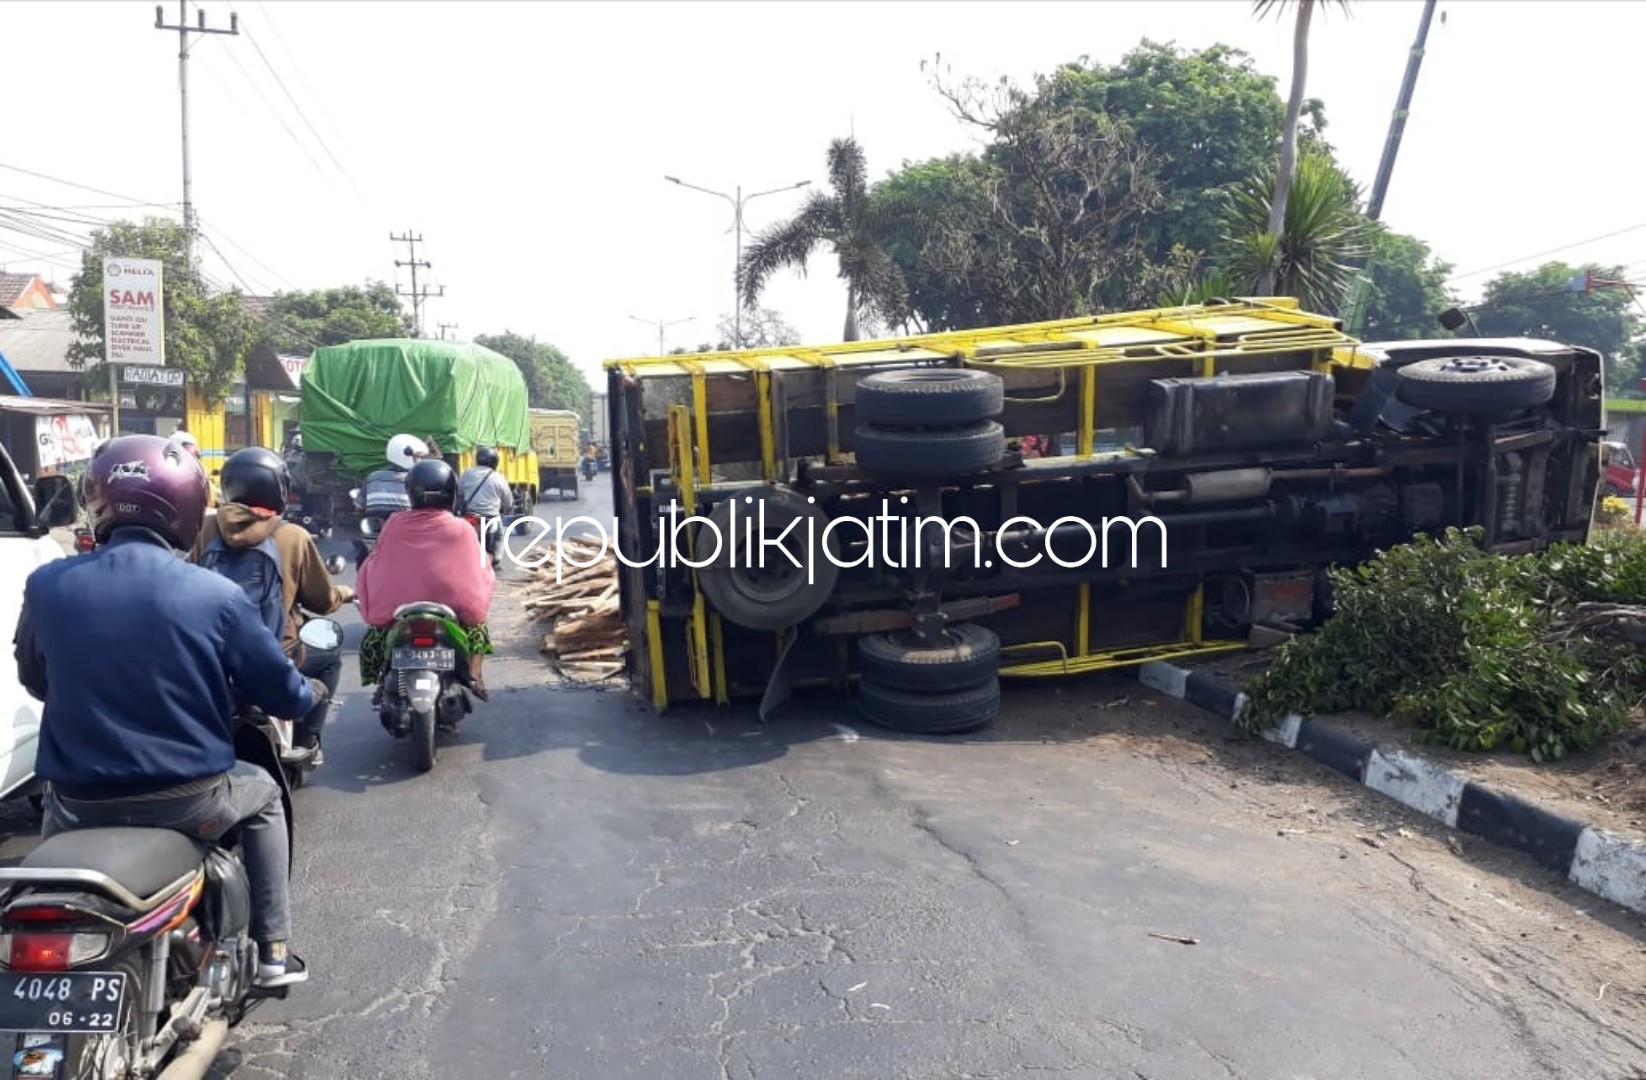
188,502,350,659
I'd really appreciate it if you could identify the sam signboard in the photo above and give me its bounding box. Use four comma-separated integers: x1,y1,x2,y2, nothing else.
102,257,165,366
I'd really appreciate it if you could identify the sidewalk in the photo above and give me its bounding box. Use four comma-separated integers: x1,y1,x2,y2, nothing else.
1136,659,1646,918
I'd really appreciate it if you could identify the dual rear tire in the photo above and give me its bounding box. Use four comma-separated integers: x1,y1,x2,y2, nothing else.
853,623,1002,735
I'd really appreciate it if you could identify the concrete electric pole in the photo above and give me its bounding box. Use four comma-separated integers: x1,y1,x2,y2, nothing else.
438,322,459,341
390,231,445,336
154,2,238,265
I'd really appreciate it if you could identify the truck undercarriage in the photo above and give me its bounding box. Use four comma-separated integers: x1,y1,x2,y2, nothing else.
603,302,1605,727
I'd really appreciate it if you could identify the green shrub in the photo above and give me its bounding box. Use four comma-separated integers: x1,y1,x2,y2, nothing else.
1237,526,1646,761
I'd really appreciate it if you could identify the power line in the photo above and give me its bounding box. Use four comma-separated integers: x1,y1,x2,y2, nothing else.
0,162,171,208
241,23,346,176
1447,223,1646,284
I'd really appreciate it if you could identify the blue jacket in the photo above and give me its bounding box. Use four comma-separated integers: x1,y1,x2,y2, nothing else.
13,528,316,799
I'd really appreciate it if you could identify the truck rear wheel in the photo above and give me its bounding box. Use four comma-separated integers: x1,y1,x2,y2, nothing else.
695,488,843,631
853,421,1006,476
854,368,1003,427
855,623,1000,692
855,678,1001,735
1393,355,1556,414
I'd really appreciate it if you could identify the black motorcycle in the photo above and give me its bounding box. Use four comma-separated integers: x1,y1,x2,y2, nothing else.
282,488,332,539
237,617,344,791
0,711,305,1078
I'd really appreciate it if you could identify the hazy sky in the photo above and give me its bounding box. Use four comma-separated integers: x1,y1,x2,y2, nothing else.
2,1,1641,384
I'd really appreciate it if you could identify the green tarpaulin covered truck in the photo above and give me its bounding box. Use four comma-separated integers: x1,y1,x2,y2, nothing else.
298,339,540,520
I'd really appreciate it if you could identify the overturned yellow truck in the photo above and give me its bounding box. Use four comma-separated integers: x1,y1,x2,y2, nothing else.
601,300,1605,731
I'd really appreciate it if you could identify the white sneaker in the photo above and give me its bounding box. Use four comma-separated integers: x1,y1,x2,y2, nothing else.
255,946,310,988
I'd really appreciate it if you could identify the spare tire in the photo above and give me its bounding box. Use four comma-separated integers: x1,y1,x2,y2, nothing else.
1393,355,1556,414
854,368,1004,428
855,623,1000,693
694,487,842,631
853,421,1006,477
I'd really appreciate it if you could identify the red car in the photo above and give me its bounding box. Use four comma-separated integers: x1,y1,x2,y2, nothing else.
1603,440,1639,497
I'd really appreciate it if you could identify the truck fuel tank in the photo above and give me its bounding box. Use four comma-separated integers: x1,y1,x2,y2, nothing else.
1144,370,1336,457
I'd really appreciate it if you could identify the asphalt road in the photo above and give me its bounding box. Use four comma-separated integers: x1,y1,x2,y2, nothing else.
6,474,1646,1079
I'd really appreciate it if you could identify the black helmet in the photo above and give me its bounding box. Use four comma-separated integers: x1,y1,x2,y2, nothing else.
220,446,291,513
476,446,499,468
407,458,457,509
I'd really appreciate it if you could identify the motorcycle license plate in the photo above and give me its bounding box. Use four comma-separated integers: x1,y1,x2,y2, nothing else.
0,972,126,1034
394,647,455,669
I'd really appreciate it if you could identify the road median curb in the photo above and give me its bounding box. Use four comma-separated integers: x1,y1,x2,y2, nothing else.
1137,660,1646,918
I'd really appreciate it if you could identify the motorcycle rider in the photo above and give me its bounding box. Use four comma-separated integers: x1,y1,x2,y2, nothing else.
456,446,514,571
12,434,324,989
353,434,428,566
190,446,356,763
357,458,497,704
169,429,219,507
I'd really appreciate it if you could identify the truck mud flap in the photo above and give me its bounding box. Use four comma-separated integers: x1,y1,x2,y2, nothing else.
757,631,801,722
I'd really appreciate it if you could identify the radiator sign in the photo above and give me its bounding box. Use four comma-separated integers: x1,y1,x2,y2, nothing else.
102,257,165,366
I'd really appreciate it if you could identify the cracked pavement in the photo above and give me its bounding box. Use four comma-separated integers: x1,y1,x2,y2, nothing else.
4,494,1644,1079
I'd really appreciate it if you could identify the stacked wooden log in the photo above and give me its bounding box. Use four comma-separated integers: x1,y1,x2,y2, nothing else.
521,537,627,682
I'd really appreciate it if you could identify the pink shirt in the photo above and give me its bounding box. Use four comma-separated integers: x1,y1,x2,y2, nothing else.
357,508,496,627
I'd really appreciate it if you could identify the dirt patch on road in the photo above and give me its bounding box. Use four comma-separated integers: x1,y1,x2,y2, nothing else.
1187,647,1646,845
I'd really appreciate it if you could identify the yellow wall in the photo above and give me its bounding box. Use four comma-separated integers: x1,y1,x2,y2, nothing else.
183,386,228,475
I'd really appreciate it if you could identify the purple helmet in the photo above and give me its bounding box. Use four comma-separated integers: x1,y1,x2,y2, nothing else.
82,434,210,550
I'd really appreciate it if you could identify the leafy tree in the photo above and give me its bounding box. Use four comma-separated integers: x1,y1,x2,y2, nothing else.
1250,0,1354,294
1471,262,1644,396
738,137,907,341
876,63,1174,327
260,282,411,353
1025,41,1301,267
65,217,255,401
1354,229,1455,341
473,331,591,417
1217,149,1373,313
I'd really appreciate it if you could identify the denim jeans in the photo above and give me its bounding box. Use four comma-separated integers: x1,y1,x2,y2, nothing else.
297,648,341,741
41,761,291,945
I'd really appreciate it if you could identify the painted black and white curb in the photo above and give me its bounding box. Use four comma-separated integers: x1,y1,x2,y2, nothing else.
1138,660,1646,918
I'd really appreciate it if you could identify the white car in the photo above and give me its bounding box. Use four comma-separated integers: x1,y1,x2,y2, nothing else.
0,444,78,804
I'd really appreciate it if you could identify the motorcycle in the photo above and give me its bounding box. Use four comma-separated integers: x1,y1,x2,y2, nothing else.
0,703,306,1078
349,489,386,571
580,458,597,482
461,512,502,570
237,618,344,792
377,602,474,773
282,491,332,539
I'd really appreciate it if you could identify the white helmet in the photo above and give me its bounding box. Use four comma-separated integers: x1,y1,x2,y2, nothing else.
386,433,428,470
168,430,201,459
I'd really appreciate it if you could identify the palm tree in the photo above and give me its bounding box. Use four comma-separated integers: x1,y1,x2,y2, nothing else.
1252,0,1352,295
1219,150,1374,313
737,137,907,342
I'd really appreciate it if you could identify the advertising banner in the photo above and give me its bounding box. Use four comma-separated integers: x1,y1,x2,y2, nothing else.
102,257,165,366
35,413,99,468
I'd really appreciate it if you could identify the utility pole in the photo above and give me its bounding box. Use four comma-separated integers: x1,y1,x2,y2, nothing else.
438,322,458,341
664,176,809,348
155,2,238,266
390,231,444,336
1346,0,1439,333
628,314,694,356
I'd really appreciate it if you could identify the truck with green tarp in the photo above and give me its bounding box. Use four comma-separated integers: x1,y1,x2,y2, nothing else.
297,338,540,523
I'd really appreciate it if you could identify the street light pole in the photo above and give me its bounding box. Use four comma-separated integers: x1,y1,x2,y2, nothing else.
664,175,810,348
629,314,694,356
